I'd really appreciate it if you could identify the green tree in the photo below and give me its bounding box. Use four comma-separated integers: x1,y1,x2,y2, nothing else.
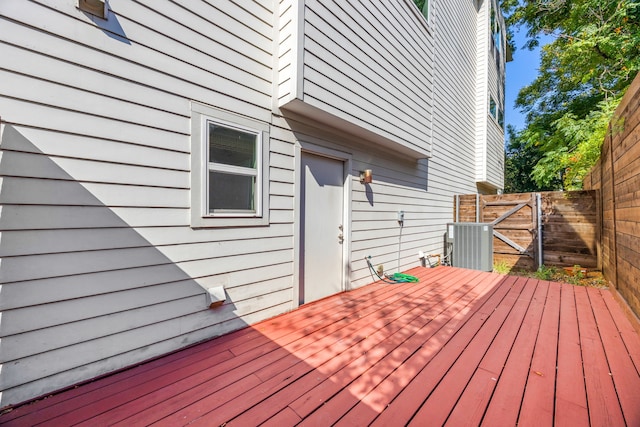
501,0,640,190
504,126,561,193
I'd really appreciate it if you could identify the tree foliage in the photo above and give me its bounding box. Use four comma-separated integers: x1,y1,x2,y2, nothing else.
504,126,561,193
500,0,640,190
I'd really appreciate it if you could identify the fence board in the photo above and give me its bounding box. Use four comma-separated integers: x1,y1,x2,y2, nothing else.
455,191,598,271
584,71,640,319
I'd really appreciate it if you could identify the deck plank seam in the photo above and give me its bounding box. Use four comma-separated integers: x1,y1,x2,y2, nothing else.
230,272,483,425
407,276,530,426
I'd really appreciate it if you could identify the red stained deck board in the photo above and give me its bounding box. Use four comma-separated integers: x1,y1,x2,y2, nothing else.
261,407,302,427
89,349,288,425
83,323,315,426
288,268,488,418
574,286,626,426
6,344,240,426
84,270,450,425
601,288,640,371
118,270,427,426
326,275,500,425
134,274,432,423
297,270,502,422
554,283,589,427
479,279,550,426
225,267,474,426
0,333,240,425
408,276,529,426
368,273,514,427
229,277,421,356
228,279,410,356
251,274,450,383
406,276,527,427
295,271,501,426
444,277,539,427
2,267,640,427
11,281,374,426
166,269,476,426
60,348,240,426
518,281,561,426
587,287,640,426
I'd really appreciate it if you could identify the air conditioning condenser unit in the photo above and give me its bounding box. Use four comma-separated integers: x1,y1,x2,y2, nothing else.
446,223,493,272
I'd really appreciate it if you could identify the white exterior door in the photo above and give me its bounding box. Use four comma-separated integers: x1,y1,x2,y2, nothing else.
301,152,345,304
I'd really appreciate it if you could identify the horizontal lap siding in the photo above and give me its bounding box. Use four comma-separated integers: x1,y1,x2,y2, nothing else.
474,0,505,190
431,0,478,192
484,47,505,188
301,0,433,156
485,2,506,188
486,119,505,187
347,0,492,286
350,156,438,284
0,0,296,406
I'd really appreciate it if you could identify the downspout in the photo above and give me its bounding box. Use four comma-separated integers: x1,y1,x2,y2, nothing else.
536,193,543,268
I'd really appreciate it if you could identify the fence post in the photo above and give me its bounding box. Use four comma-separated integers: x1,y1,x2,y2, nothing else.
609,128,619,289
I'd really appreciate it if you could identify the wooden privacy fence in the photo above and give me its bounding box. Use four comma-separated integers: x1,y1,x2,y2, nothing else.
584,72,640,319
454,191,599,271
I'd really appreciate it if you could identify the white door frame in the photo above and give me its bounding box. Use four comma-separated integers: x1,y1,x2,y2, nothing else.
293,142,352,308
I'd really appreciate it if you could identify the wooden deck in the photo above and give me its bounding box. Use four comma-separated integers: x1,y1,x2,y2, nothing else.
2,267,640,426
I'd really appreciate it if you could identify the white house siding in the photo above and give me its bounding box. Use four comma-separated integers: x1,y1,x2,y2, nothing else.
475,0,490,185
0,0,294,406
475,0,506,190
431,0,480,195
280,0,434,158
485,13,506,188
271,111,439,291
486,116,506,185
0,0,507,408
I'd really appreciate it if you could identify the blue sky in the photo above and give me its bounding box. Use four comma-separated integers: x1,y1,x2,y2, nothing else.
505,28,554,132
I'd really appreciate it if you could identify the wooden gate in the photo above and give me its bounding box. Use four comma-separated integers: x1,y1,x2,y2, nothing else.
455,193,539,270
454,191,599,271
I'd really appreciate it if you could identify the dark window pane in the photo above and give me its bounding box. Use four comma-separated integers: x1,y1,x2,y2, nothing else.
489,98,497,118
209,124,257,168
209,172,255,212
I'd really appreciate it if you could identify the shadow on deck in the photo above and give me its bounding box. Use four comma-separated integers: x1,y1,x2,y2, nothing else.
1,267,639,426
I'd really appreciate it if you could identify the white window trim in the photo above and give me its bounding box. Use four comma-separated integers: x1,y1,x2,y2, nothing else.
190,102,270,228
487,95,505,129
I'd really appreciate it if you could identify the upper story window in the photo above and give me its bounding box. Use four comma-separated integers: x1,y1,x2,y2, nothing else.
191,102,270,228
490,1,504,59
488,95,505,129
414,0,430,21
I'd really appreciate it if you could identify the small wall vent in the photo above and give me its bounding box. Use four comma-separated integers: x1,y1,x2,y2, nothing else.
446,223,493,272
78,0,108,19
